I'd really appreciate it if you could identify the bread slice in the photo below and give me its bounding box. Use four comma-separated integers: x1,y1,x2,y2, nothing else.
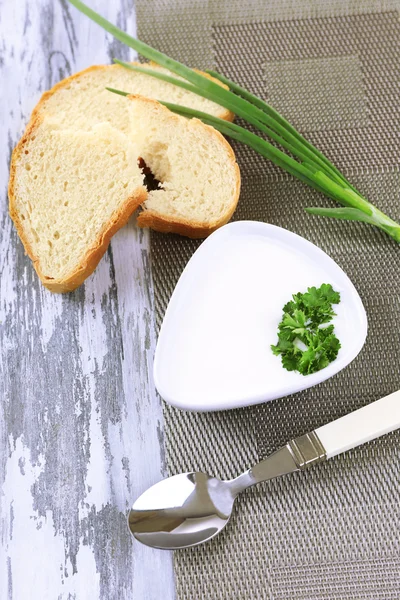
128,96,240,238
34,62,234,135
9,117,146,292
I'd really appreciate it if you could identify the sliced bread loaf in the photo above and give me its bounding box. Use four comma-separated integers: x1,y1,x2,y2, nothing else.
9,117,146,292
34,62,234,134
128,95,241,238
10,65,240,291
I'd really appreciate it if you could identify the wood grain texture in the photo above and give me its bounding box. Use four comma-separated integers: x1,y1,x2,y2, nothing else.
0,1,175,598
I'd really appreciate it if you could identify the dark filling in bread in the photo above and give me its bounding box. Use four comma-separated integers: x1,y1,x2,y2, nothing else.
138,157,161,192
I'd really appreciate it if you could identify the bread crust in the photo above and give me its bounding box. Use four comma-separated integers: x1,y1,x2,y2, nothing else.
9,115,147,293
136,207,237,239
131,97,241,238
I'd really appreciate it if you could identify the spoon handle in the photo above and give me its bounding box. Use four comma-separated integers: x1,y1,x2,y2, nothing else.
315,388,400,458
240,389,400,491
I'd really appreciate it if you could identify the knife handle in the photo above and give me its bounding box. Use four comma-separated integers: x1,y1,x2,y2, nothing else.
315,389,400,459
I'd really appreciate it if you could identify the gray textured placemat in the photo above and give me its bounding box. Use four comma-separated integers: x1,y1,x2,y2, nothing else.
137,3,400,598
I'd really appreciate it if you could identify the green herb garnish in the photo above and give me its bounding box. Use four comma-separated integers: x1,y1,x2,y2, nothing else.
68,0,400,243
271,284,341,375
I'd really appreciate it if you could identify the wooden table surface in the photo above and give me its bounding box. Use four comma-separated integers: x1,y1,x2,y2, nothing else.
0,2,175,598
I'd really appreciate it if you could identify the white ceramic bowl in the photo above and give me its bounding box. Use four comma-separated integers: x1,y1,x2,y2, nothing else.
154,221,368,412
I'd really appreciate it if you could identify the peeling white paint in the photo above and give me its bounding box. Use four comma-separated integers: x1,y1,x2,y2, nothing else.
0,1,175,599
1,439,101,600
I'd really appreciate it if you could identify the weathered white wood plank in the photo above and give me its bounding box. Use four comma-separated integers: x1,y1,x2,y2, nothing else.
0,2,175,598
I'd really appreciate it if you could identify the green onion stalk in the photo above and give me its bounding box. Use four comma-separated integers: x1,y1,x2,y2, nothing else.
68,0,400,243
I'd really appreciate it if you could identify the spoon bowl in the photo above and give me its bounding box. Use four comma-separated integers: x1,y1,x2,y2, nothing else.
128,472,236,549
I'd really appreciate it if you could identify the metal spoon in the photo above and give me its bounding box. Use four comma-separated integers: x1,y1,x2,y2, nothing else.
129,389,400,550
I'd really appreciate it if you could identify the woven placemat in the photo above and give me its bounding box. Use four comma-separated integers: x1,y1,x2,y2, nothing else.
137,3,400,598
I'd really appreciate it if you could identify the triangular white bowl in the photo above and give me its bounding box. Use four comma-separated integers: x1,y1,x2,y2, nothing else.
154,221,367,412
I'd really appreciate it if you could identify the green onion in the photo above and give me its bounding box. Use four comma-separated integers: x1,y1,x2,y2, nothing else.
205,69,358,194
67,0,356,186
107,89,332,197
154,101,342,200
113,60,349,189
305,207,377,225
158,104,400,243
68,0,400,243
112,62,347,181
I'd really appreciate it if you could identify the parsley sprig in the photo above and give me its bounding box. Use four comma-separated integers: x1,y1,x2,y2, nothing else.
271,284,341,375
